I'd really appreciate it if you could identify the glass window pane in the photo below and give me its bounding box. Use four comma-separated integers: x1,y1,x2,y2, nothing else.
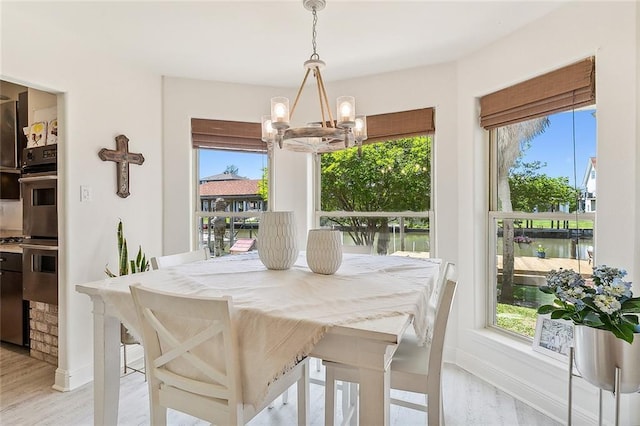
320,215,431,257
317,135,433,258
320,136,432,212
490,107,596,339
493,215,594,338
197,148,267,256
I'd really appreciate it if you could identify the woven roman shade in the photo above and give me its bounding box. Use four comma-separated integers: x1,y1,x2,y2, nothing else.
191,107,434,152
191,118,265,153
480,57,595,129
364,108,435,145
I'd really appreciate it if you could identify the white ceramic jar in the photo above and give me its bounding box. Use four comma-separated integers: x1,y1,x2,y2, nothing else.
257,211,299,270
306,229,342,275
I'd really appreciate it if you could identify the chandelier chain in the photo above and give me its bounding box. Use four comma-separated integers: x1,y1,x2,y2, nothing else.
310,7,319,60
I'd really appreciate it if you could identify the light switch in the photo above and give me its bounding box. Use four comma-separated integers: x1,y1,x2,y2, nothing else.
80,185,92,202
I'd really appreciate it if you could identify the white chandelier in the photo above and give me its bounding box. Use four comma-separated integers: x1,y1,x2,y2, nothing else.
261,0,367,153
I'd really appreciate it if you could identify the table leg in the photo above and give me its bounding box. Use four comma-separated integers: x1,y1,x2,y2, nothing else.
358,367,390,426
91,296,122,426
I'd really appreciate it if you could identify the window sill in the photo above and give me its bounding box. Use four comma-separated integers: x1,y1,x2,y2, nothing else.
460,327,570,374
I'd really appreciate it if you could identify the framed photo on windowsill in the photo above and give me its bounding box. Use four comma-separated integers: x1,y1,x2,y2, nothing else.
533,314,574,361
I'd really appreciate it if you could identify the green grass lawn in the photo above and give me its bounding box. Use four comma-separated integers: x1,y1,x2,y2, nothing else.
496,303,538,338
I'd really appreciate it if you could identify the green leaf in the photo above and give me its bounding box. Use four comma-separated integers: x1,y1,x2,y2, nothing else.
550,310,569,320
104,265,116,278
537,305,557,315
610,322,635,344
119,237,129,276
582,311,604,328
621,298,640,313
622,314,639,325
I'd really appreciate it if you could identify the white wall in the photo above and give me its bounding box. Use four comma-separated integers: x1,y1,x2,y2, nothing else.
1,3,163,390
457,1,639,423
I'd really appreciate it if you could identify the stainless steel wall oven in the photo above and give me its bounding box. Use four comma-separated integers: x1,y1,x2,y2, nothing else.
21,241,58,305
20,144,58,306
20,173,57,239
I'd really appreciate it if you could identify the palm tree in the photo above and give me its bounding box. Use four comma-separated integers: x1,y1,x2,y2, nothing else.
497,117,549,303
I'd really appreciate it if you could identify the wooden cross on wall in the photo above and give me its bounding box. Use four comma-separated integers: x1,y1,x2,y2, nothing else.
99,134,145,198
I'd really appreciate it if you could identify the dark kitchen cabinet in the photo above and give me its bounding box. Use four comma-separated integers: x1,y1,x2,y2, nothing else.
0,91,27,200
0,252,27,346
0,171,20,199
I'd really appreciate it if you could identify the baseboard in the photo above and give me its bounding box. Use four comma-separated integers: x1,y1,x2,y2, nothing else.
52,343,146,392
53,362,94,391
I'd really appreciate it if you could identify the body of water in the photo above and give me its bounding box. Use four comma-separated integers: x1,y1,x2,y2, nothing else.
497,237,593,261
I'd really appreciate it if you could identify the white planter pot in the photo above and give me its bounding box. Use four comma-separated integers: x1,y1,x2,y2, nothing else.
306,229,342,275
574,325,640,393
257,211,299,270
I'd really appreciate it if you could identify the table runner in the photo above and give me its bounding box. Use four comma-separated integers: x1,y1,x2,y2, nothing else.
96,252,440,409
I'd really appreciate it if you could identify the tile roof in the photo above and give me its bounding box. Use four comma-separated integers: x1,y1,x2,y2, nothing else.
201,172,247,181
200,179,260,196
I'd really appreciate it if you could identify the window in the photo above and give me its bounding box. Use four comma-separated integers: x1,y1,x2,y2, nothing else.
315,108,434,257
192,119,268,256
482,58,596,339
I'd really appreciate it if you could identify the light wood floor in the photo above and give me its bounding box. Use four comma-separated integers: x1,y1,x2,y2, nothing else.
0,343,561,425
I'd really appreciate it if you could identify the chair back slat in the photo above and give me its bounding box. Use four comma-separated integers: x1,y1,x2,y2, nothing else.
146,310,229,385
155,369,230,399
150,247,210,270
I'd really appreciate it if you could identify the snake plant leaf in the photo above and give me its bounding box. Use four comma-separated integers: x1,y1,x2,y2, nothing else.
106,219,149,277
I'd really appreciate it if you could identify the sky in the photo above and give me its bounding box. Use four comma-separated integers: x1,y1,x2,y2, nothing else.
519,108,597,185
198,107,597,183
199,149,266,180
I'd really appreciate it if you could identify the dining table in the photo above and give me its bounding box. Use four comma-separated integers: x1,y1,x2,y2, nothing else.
76,251,441,426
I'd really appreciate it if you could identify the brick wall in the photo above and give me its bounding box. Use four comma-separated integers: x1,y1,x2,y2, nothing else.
29,301,58,365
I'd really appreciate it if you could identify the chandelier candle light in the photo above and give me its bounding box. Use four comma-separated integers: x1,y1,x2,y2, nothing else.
261,0,368,153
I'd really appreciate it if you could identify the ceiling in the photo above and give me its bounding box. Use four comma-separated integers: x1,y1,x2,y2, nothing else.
5,1,568,88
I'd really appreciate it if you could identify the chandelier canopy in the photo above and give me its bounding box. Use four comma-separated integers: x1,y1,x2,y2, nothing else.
261,0,367,153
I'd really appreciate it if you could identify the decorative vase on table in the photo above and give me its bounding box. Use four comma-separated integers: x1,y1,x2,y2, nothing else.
306,229,342,275
257,211,299,270
573,325,640,393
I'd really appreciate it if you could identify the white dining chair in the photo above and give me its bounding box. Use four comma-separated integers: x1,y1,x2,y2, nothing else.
130,284,309,425
149,247,210,270
323,262,458,426
150,246,295,408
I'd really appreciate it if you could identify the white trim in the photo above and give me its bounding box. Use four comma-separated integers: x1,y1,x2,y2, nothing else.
315,210,430,219
195,210,262,219
53,363,94,392
489,211,596,221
